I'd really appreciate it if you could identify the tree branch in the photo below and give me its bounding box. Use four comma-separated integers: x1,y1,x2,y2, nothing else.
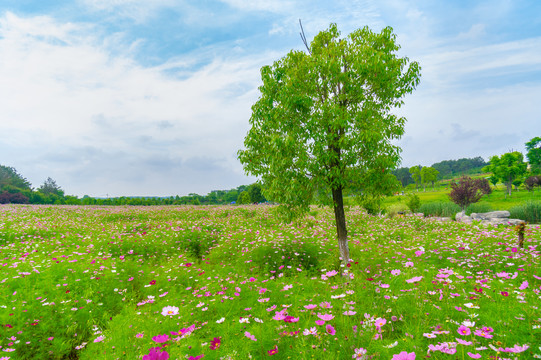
299,19,311,54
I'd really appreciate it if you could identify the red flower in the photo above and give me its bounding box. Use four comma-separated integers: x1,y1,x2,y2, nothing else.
185,263,192,267
267,345,278,356
149,280,156,285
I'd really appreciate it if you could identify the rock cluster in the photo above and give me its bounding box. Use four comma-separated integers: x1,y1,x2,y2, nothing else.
455,210,524,226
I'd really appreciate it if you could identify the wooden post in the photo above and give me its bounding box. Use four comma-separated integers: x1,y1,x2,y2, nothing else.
516,221,526,248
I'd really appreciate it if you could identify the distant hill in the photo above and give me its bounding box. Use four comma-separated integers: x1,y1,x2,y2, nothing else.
392,156,488,187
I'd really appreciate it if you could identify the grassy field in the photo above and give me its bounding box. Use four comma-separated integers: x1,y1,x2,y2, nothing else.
385,184,541,213
0,204,540,359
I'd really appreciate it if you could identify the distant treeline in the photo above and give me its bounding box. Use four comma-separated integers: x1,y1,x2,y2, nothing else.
392,156,488,187
0,164,266,205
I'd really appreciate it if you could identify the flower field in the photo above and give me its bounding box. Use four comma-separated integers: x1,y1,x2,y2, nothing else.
0,205,540,359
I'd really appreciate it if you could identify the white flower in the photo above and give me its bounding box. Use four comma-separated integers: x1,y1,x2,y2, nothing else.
216,317,225,323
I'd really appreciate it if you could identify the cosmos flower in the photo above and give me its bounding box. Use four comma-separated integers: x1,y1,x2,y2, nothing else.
161,306,179,316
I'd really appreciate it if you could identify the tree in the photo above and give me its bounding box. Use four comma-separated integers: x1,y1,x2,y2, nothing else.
236,191,251,205
38,177,64,196
421,166,439,190
448,176,483,211
526,137,541,174
0,165,31,192
238,23,421,263
483,152,527,196
409,166,421,190
247,183,266,203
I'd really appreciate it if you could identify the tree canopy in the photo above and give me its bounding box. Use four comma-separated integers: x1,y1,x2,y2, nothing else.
238,23,421,263
483,152,527,196
526,137,541,174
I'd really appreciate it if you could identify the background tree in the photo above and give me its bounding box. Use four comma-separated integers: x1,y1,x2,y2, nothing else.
247,183,266,203
421,166,439,190
483,152,527,196
449,176,483,210
526,137,541,174
236,191,251,205
38,177,64,196
238,23,420,263
391,167,413,187
0,165,31,192
409,166,422,190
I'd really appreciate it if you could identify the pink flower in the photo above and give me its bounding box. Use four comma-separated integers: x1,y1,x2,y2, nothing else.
391,269,401,276
326,324,336,335
457,325,471,336
304,304,317,309
473,329,493,339
456,338,472,345
136,333,144,338
284,316,299,323
392,351,416,360
244,332,257,341
161,306,179,316
317,313,334,321
519,281,528,290
315,320,325,326
303,327,317,336
352,348,367,359
93,336,105,343
152,334,170,343
405,276,422,283
143,347,170,360
188,355,204,360
466,353,481,359
374,318,387,329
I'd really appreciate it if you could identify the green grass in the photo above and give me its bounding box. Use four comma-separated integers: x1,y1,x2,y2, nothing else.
0,204,540,359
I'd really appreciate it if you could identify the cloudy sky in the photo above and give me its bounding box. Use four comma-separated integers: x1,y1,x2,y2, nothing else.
1,0,540,197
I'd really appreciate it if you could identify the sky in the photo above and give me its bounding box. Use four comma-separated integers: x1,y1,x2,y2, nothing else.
1,0,540,197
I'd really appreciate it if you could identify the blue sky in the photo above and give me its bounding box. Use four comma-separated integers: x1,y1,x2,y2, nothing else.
1,0,540,197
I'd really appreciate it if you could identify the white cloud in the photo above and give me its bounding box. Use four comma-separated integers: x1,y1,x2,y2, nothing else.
0,12,265,196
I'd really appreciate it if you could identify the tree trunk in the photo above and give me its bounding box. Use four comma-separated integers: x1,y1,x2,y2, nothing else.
332,185,349,264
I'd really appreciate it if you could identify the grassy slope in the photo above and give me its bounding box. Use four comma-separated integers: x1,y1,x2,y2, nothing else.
384,183,541,211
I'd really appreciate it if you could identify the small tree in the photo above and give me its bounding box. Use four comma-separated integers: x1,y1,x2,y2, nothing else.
421,166,439,191
448,176,483,211
238,23,421,263
483,152,527,196
38,177,64,196
526,137,541,174
409,166,422,190
236,191,251,205
524,175,540,192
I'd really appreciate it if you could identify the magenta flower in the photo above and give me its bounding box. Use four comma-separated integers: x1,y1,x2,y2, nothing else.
188,355,204,360
142,347,169,360
283,316,299,323
267,345,279,356
326,324,336,335
473,329,493,339
392,351,415,360
457,325,471,336
315,320,325,326
209,337,221,350
374,318,387,329
466,353,481,359
152,334,170,343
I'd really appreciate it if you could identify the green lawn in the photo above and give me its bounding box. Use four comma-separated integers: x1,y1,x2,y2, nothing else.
384,184,541,212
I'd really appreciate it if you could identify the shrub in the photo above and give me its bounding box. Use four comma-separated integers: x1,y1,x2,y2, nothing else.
419,202,460,217
524,175,540,192
0,191,29,204
474,178,492,196
509,201,541,223
360,195,384,215
449,176,483,210
386,203,409,218
406,193,421,213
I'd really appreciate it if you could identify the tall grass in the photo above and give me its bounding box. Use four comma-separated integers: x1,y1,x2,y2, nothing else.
509,200,541,223
419,201,460,217
465,202,494,215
